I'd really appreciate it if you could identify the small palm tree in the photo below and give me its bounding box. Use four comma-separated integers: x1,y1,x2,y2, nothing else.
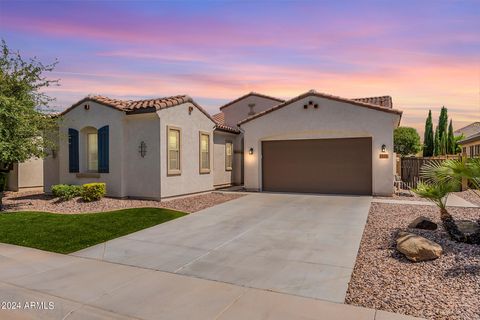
414,178,465,242
413,157,480,243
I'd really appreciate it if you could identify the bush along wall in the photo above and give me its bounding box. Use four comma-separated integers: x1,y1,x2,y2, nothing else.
51,183,106,202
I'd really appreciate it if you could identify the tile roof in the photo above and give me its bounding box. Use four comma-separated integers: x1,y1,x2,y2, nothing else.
212,112,240,134
62,94,216,123
459,132,480,144
238,89,403,125
212,112,225,124
352,96,393,108
454,122,480,139
219,92,285,110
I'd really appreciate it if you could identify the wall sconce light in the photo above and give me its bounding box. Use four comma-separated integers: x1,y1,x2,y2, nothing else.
381,144,387,153
249,147,254,155
188,106,194,115
84,104,90,110
139,141,147,158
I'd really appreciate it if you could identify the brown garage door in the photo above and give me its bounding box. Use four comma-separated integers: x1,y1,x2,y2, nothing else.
262,138,372,195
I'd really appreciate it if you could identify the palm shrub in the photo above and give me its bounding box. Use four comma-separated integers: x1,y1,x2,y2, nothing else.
414,158,480,244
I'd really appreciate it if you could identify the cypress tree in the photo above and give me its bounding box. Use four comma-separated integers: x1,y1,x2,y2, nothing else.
437,106,448,143
440,131,447,155
447,120,455,154
423,110,434,156
433,127,440,156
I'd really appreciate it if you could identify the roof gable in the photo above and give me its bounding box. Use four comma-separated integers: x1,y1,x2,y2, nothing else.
61,94,216,124
219,92,284,110
238,90,403,126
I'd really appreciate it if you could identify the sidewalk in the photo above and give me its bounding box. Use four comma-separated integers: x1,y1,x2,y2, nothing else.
0,243,422,320
372,193,477,207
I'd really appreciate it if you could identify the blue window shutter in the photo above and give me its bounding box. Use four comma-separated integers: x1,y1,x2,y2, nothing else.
98,125,109,173
68,128,79,173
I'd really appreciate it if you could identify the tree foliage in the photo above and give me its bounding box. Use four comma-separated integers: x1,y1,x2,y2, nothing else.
0,40,58,168
394,127,421,156
433,127,440,156
423,110,434,157
437,106,448,143
0,40,58,207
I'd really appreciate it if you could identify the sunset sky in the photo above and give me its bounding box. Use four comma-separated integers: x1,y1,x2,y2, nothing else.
1,0,479,134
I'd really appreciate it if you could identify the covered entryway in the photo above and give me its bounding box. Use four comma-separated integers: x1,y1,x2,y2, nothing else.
261,137,372,195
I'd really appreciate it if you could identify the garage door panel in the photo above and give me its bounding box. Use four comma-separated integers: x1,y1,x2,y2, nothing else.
262,138,372,195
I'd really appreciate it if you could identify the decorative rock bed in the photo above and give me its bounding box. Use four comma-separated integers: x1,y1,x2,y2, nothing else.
346,202,480,320
2,191,245,214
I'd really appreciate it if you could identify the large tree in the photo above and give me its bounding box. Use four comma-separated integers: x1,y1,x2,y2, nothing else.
394,127,422,156
0,40,58,210
423,110,434,157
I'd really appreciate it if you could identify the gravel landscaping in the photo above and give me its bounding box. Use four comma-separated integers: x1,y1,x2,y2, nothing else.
2,191,245,214
456,189,480,206
346,202,480,320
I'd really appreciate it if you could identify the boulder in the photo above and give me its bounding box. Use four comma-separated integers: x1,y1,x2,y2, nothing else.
455,220,480,236
408,216,438,230
396,232,443,262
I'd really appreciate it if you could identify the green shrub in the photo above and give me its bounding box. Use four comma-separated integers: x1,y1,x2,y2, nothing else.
51,184,82,201
81,183,106,202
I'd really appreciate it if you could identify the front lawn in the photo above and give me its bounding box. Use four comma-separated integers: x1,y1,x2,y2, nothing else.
0,208,187,254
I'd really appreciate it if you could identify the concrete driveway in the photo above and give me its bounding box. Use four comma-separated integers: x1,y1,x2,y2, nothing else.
74,193,372,303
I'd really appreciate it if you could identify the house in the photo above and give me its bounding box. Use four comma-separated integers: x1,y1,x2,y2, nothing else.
455,122,480,157
46,90,402,198
238,90,401,195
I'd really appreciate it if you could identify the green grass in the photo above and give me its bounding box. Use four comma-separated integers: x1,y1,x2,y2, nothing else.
0,208,187,254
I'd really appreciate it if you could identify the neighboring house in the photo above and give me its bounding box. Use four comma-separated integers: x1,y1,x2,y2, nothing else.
7,158,44,191
455,122,480,157
46,89,402,198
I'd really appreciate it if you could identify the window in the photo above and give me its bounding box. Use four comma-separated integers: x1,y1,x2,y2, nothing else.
470,146,474,157
167,127,181,175
225,141,233,171
87,132,98,172
199,132,210,173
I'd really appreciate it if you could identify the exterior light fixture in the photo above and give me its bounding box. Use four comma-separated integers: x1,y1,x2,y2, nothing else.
249,147,254,155
381,144,386,153
84,104,90,110
139,141,147,158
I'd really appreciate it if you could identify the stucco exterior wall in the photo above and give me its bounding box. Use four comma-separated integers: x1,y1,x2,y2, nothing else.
460,139,480,157
58,101,126,197
18,158,44,189
222,95,282,127
7,164,18,191
8,158,44,191
43,153,59,193
125,113,161,199
159,103,216,198
240,95,400,196
213,131,240,187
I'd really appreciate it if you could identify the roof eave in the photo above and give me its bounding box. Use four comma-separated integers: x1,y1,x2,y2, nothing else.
238,91,403,126
60,97,124,116
219,92,285,111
